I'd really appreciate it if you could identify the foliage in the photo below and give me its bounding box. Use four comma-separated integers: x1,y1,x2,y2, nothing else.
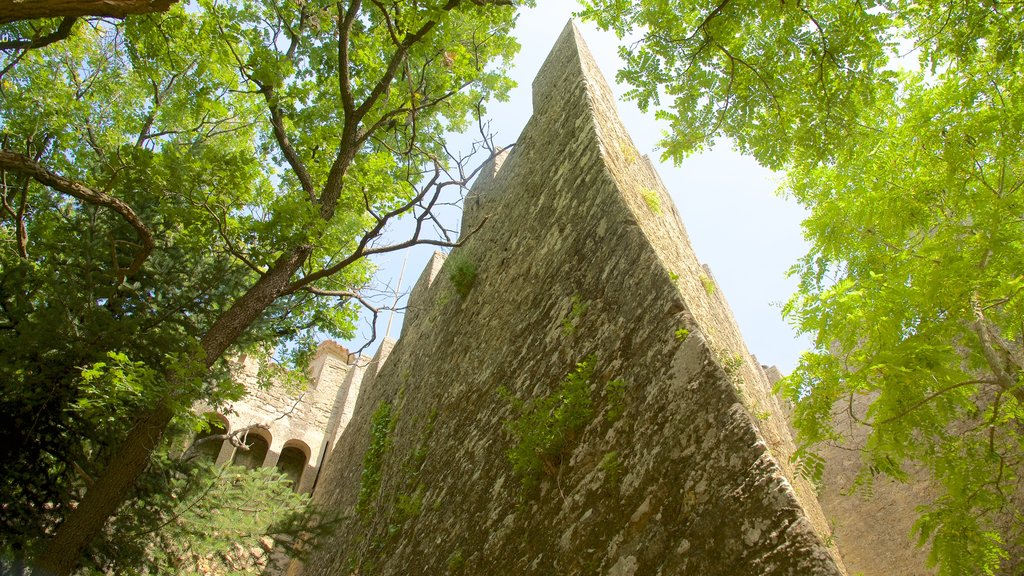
580,0,1024,571
132,463,331,575
674,327,690,342
780,42,1024,576
578,0,894,170
358,401,396,515
603,378,627,423
447,253,478,299
0,0,522,569
640,187,662,215
504,356,596,491
561,293,588,337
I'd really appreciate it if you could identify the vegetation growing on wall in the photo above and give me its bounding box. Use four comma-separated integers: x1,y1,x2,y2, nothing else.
447,254,479,299
603,378,627,423
504,357,596,491
700,274,715,296
640,188,662,215
598,450,622,487
561,294,589,337
358,401,396,515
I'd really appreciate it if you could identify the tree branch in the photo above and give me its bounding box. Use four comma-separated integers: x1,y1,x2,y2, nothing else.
0,17,79,51
0,0,176,24
870,379,996,427
262,89,318,203
0,150,153,282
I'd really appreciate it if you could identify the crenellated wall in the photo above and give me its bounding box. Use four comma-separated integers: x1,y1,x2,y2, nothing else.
298,22,847,576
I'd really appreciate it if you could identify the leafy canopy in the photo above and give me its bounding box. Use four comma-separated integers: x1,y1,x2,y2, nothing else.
0,0,522,570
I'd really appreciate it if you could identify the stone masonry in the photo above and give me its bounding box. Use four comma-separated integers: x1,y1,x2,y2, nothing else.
193,340,393,494
296,23,849,575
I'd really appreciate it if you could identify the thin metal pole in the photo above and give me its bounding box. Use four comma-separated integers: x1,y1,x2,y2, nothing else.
384,254,408,339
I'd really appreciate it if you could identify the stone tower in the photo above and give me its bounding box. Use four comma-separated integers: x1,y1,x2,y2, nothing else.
298,23,847,575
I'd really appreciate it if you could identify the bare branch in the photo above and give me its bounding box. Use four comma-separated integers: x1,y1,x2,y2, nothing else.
303,287,381,357
287,145,497,293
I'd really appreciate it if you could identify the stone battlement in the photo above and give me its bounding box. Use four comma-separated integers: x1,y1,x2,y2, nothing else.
297,22,846,576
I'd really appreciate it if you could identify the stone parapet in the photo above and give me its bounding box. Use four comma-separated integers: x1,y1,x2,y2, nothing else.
300,21,846,576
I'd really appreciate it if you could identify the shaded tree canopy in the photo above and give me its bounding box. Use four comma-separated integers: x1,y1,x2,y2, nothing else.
0,0,522,572
579,0,1024,573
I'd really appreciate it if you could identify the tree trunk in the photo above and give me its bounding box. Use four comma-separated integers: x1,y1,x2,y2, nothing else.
0,0,178,24
35,246,311,575
34,403,175,576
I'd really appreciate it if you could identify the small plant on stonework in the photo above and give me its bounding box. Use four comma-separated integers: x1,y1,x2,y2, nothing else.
446,550,466,573
388,487,425,536
700,274,715,296
598,450,622,486
669,271,680,283
447,254,477,299
754,409,772,422
561,294,588,337
505,356,596,491
394,488,424,522
357,401,396,515
721,352,743,385
603,378,627,423
619,139,639,164
641,188,662,215
599,451,622,484
674,327,690,342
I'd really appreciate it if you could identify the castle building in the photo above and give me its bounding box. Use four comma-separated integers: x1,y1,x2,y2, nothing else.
192,339,394,494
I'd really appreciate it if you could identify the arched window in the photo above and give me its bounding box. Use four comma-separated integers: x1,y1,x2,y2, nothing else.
276,442,309,489
232,430,270,469
192,414,228,461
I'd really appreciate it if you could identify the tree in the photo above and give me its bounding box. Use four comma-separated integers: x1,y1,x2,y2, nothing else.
0,0,521,572
578,0,1024,573
0,1,178,25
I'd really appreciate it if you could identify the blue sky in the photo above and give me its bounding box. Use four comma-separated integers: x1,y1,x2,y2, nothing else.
341,1,812,373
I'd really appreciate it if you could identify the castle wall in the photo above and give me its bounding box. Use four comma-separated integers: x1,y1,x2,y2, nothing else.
300,23,845,576
195,341,361,493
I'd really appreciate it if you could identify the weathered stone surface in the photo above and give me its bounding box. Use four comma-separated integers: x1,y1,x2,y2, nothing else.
193,340,362,493
819,394,1024,576
816,394,938,576
300,22,845,575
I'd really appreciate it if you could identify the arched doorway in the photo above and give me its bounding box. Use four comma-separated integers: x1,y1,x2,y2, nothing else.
232,430,270,469
276,442,309,489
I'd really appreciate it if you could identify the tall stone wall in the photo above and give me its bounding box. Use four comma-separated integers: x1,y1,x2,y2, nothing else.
300,23,846,575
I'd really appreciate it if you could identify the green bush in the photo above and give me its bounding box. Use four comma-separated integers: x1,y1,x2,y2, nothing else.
447,254,477,298
505,357,596,491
